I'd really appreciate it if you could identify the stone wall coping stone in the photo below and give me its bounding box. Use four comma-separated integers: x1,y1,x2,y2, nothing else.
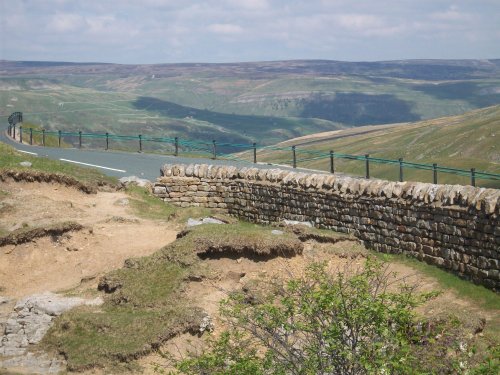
159,163,499,214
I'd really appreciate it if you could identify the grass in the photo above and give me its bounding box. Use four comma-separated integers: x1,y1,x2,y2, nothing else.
383,253,500,312
125,185,176,220
41,220,305,371
0,141,117,186
256,105,500,188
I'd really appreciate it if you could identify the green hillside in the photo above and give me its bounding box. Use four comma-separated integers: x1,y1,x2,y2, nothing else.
255,105,500,188
1,59,500,149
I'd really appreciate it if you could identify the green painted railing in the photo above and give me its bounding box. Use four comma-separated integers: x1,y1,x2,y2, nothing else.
6,124,500,188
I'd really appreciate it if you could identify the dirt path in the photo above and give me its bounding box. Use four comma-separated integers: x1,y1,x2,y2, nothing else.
0,181,177,298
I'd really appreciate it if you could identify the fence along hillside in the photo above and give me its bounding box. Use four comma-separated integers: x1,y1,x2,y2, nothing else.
7,123,500,188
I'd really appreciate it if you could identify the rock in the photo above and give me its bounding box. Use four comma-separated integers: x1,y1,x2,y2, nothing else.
187,217,226,227
283,219,313,228
199,315,214,334
0,292,103,357
0,296,9,305
19,161,32,167
271,230,284,235
119,175,151,188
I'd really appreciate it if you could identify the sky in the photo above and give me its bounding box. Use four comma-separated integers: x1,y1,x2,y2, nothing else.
1,0,499,64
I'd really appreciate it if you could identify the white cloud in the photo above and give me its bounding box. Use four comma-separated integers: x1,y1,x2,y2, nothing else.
49,13,85,32
208,23,243,35
229,0,269,10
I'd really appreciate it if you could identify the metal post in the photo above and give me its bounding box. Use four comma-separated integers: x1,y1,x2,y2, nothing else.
58,130,61,147
399,158,404,182
42,129,45,146
292,146,297,168
13,125,16,140
19,126,22,143
470,168,476,187
330,150,334,174
105,132,109,150
79,131,82,148
174,137,179,156
433,163,438,184
30,128,33,145
212,140,217,159
365,154,370,179
253,142,257,163
139,135,142,152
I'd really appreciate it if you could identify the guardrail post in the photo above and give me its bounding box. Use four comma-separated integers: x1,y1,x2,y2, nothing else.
13,125,16,140
365,154,370,179
19,126,23,143
30,128,33,145
253,142,257,163
470,168,476,187
105,132,109,150
79,131,82,148
42,129,45,146
292,146,297,168
433,163,438,184
399,158,404,182
58,130,62,147
329,150,334,174
212,140,217,159
174,137,179,156
139,135,142,152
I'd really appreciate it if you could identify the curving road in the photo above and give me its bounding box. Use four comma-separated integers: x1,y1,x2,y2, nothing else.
1,129,311,181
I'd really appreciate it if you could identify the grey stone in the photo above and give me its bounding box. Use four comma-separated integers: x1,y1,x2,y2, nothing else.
119,175,151,187
283,219,313,228
271,230,284,235
187,217,226,227
19,161,32,167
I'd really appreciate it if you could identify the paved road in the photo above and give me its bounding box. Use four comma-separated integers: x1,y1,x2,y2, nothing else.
1,129,306,181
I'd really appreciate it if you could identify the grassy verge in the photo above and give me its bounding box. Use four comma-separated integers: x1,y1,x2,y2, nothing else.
0,142,117,186
125,185,177,220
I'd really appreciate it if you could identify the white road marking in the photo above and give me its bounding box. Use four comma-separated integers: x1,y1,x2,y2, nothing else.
59,158,126,173
17,150,38,156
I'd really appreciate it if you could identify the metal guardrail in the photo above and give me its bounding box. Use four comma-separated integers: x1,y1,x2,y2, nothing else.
6,123,500,187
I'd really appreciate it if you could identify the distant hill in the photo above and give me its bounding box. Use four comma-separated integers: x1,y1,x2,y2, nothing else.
256,105,500,187
1,59,500,146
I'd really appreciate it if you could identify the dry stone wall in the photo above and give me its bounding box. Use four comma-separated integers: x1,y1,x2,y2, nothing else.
153,164,500,290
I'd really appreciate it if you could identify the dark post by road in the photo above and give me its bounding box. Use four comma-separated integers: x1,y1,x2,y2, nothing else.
12,125,16,140
42,129,45,146
58,130,62,147
365,154,370,179
139,134,142,152
330,150,335,174
79,131,82,148
7,125,11,137
105,132,109,150
30,128,33,145
253,143,257,163
399,158,404,182
292,146,297,168
212,140,217,159
471,168,476,187
174,137,179,156
433,163,438,184
19,126,23,143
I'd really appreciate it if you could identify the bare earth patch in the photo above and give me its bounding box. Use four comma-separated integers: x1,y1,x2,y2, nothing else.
0,181,177,298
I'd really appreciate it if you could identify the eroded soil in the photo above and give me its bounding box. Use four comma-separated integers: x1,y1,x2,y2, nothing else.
0,179,495,374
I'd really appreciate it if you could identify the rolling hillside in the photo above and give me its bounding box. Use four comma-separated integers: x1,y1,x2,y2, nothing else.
1,59,500,148
255,105,500,187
